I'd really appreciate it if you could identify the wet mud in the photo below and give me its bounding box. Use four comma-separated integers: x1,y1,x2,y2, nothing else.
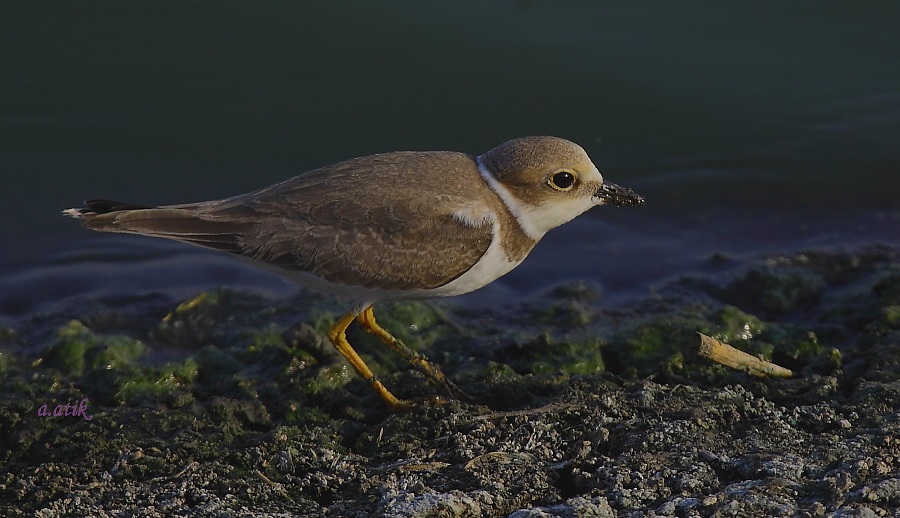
2,245,899,516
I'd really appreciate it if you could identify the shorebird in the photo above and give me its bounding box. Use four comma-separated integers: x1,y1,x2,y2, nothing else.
64,136,644,409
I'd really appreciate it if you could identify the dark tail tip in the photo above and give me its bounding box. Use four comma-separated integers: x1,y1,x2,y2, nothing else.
83,199,154,214
63,199,154,219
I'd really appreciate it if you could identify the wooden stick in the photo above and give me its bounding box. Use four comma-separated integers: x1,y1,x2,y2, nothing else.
698,333,793,378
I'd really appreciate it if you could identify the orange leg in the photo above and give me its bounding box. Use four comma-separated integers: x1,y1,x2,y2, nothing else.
357,305,470,402
326,312,412,410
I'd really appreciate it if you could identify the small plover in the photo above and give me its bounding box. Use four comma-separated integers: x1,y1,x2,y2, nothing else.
64,136,644,408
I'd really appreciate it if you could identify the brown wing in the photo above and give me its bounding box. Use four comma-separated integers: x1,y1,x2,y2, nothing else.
76,152,496,291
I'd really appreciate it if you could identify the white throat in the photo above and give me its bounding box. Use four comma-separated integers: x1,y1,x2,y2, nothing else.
476,158,546,241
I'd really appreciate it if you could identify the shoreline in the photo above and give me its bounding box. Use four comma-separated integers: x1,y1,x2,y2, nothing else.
2,243,899,516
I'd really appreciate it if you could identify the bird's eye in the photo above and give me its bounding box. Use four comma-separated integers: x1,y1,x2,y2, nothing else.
548,170,577,191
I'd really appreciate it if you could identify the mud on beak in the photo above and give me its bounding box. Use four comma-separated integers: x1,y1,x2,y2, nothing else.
594,181,645,207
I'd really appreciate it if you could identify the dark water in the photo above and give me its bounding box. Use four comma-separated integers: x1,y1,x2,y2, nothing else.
2,1,899,325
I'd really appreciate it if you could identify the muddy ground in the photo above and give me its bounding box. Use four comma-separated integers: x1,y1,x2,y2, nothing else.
1,244,899,517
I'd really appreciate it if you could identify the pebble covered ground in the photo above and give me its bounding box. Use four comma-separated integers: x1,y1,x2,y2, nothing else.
2,245,899,516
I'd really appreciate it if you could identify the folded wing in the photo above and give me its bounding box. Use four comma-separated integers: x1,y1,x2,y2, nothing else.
66,152,495,291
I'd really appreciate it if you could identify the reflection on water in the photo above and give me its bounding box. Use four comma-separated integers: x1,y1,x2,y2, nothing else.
1,2,899,324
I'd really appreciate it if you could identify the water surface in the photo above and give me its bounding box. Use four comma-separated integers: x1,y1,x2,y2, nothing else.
2,1,899,325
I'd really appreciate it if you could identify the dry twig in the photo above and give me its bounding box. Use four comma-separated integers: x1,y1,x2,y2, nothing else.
698,333,793,378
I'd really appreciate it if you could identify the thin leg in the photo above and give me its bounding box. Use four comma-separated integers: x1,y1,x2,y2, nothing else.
327,312,412,410
357,305,471,402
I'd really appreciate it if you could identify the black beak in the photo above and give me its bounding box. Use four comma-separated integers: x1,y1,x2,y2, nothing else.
595,181,645,207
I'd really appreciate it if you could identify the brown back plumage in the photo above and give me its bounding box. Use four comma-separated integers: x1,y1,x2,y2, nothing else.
68,151,537,291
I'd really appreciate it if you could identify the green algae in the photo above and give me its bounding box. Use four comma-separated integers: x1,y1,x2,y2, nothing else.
612,314,710,378
882,305,900,329
523,282,599,329
727,264,825,313
504,332,605,376
758,269,824,313
534,300,593,327
529,340,605,376
621,322,673,373
43,320,92,374
3,247,900,515
247,326,287,352
716,305,766,343
365,301,444,348
196,344,243,379
43,320,146,375
243,327,301,381
36,320,197,406
310,301,463,382
295,363,353,396
308,308,339,337
116,359,198,406
90,336,146,371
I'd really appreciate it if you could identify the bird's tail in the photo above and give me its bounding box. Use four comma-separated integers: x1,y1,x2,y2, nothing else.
63,199,245,253
63,199,154,221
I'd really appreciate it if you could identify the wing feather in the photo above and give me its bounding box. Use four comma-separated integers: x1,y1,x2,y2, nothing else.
74,152,497,291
